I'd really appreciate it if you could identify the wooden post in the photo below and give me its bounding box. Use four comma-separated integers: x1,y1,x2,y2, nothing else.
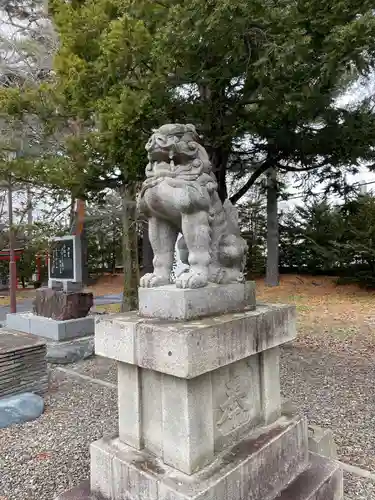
8,182,17,313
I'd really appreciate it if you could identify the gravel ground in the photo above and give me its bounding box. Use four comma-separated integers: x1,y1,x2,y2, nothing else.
66,355,117,385
0,369,117,500
344,472,375,499
281,344,375,472
2,341,375,499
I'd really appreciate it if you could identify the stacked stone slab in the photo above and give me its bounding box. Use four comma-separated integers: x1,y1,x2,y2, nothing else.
0,329,47,398
56,281,343,500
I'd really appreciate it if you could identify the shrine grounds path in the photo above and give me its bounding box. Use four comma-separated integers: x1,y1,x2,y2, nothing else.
1,275,375,499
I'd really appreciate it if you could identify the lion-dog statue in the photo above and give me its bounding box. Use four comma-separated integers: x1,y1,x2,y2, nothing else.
138,124,248,289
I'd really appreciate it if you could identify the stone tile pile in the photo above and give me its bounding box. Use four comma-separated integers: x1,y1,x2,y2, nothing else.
0,329,47,398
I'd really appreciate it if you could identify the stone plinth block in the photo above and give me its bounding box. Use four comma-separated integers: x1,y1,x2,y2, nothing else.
90,415,308,500
33,287,93,320
95,303,295,378
115,352,282,474
95,304,296,474
96,304,295,474
55,453,343,500
276,453,343,500
7,313,95,341
138,282,255,320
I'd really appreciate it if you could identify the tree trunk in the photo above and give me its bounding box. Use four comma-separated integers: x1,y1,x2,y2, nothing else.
121,185,139,312
210,146,229,202
69,195,76,228
265,168,279,286
81,227,89,286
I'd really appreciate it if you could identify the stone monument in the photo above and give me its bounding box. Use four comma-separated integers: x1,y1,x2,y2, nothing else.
56,124,343,500
6,235,94,346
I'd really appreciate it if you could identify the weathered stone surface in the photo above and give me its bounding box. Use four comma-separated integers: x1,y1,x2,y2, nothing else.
33,287,93,320
0,329,48,398
138,282,255,320
308,425,338,460
116,356,263,474
95,314,137,365
46,336,94,365
260,346,281,424
118,363,142,449
0,392,44,428
276,452,343,500
90,415,308,500
7,313,95,342
55,451,343,500
138,124,247,290
95,304,296,378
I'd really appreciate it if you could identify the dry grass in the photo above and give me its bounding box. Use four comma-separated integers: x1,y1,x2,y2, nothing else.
257,275,375,357
94,303,121,314
87,274,123,297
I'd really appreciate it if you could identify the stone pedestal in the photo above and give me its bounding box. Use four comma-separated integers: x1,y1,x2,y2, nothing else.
138,281,256,320
33,287,93,320
56,283,343,500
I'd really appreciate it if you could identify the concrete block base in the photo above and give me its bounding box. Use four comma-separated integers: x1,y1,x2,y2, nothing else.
89,415,308,500
138,281,256,320
6,313,95,341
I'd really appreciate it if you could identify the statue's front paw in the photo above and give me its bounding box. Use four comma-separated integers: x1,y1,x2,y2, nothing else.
139,273,170,288
175,270,208,289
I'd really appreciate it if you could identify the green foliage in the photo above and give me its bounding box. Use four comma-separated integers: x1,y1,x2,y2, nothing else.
4,0,375,200
279,194,375,287
238,199,267,277
84,192,123,273
279,202,342,273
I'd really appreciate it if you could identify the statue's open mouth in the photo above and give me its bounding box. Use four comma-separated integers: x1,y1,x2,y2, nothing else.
148,148,171,164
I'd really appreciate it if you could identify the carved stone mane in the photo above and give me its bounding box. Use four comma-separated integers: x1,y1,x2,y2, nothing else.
138,124,247,289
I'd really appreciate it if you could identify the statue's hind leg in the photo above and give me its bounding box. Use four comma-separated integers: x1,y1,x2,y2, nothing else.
175,211,211,289
140,217,178,288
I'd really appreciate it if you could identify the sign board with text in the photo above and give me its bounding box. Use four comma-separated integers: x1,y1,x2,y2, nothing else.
48,235,82,283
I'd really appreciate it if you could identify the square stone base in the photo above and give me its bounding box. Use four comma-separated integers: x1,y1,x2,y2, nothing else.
89,415,308,500
55,453,343,500
6,313,95,341
138,282,256,320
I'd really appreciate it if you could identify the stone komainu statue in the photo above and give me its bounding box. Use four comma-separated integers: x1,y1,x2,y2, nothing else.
138,124,248,289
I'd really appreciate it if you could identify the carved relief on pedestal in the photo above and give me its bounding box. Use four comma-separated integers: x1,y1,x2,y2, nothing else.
216,375,252,435
213,356,261,447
